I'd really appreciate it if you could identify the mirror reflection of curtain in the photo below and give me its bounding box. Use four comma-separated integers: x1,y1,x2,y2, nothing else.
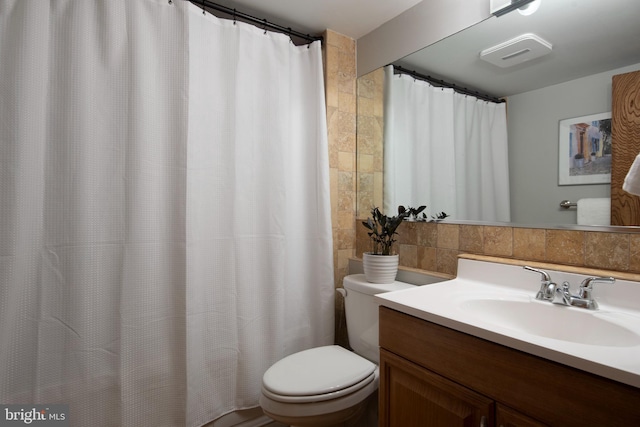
383,66,511,222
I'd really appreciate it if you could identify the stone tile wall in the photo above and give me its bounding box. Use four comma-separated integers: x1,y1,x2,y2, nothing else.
324,30,357,287
356,68,384,217
323,30,356,347
356,221,640,276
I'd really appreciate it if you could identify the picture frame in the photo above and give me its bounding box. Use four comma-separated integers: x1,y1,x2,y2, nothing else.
558,112,612,186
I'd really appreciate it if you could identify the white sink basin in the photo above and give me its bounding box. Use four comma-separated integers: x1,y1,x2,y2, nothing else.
460,297,640,347
374,256,640,388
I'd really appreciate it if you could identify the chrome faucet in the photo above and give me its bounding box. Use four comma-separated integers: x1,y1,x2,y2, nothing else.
523,266,615,310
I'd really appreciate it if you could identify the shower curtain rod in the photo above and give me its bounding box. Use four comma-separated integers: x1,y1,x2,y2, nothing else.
393,65,505,104
188,0,323,44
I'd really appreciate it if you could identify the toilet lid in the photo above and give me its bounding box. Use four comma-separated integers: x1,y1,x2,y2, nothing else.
262,345,376,399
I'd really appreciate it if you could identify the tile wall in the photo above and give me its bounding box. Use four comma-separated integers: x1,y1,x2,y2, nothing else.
324,30,357,286
356,68,384,216
323,30,357,347
356,222,640,277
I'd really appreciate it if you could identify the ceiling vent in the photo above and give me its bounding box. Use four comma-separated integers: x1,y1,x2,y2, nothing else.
479,33,552,68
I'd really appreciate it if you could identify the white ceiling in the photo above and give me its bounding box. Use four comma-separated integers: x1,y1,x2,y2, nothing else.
202,0,640,98
204,0,423,40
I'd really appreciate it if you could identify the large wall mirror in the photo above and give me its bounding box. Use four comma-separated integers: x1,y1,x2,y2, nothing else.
356,0,640,227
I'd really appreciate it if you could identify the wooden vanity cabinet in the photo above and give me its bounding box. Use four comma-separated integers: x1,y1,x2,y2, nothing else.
379,306,640,427
380,349,493,426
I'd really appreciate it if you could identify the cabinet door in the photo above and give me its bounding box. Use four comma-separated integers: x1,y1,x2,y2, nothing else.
380,349,494,427
496,404,548,427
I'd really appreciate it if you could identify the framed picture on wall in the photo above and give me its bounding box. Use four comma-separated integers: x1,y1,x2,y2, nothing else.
558,112,612,185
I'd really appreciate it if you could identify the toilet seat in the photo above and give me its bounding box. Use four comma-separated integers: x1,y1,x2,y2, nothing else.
260,371,379,422
262,371,376,403
262,345,376,403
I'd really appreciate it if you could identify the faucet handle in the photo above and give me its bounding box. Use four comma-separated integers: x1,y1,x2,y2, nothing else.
523,266,554,301
579,276,615,299
523,265,551,282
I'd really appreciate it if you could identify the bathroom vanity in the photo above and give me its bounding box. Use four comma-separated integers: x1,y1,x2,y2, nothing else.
375,255,640,426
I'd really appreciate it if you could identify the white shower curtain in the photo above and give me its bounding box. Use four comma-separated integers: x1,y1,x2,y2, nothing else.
0,1,334,426
383,66,511,222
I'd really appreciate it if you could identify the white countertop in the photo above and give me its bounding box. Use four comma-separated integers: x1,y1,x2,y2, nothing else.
375,257,640,388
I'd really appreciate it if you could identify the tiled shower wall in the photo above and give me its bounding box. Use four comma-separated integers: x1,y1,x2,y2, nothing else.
323,30,357,347
324,30,357,286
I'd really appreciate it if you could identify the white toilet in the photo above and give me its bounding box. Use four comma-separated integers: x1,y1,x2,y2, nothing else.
259,274,414,426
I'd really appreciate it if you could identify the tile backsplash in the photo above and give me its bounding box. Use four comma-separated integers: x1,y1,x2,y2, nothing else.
356,220,640,277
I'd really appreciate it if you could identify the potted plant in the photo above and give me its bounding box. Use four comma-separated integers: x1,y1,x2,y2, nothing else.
430,212,451,222
405,205,426,221
414,210,450,222
361,206,409,283
574,152,584,168
591,152,596,162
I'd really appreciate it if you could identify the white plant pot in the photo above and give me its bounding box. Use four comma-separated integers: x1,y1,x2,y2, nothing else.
362,252,399,284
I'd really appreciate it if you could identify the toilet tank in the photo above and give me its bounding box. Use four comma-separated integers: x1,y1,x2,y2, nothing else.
342,274,415,363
